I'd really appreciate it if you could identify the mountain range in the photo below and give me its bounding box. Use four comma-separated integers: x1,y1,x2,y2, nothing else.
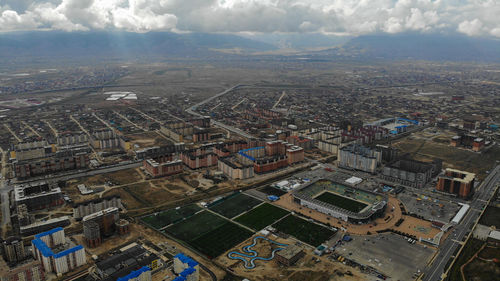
1,31,499,62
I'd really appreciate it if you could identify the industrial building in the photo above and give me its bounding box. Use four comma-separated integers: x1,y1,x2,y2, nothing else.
143,159,183,178
2,236,25,263
275,245,304,266
338,144,381,174
31,228,87,274
436,168,476,198
116,266,151,281
14,182,64,211
173,253,199,281
82,207,119,248
94,243,160,281
73,195,122,220
381,157,442,188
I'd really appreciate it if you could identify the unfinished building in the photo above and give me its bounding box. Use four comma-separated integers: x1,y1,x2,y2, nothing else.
382,157,442,188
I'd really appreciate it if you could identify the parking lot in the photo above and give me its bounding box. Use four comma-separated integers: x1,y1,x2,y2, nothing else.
398,190,460,222
335,233,435,281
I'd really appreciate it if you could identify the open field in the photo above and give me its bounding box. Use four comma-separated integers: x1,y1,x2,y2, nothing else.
209,193,262,219
446,238,485,281
234,203,289,231
315,192,368,213
141,204,201,229
126,131,173,148
165,211,227,241
190,222,253,258
393,138,500,179
273,215,336,247
217,235,367,281
479,206,500,228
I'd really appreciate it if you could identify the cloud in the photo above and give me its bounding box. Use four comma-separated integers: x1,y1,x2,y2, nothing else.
0,0,499,38
458,19,483,36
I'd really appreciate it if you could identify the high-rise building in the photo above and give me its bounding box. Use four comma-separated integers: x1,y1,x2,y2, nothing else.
31,228,86,274
2,237,25,263
339,144,381,174
82,207,119,247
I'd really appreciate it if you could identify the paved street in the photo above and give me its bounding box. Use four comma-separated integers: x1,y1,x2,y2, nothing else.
422,164,500,281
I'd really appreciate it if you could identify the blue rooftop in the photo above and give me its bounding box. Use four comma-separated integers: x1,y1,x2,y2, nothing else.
117,266,151,281
32,238,54,257
173,277,186,281
54,245,84,258
32,228,84,259
180,267,195,277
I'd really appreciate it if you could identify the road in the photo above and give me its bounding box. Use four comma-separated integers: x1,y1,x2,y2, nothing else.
422,164,500,281
14,161,142,184
186,84,255,139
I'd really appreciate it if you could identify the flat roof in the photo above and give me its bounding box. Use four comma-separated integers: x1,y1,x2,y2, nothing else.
442,168,475,183
276,245,303,259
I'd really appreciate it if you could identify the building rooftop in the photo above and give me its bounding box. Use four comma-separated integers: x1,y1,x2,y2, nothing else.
276,245,302,260
441,168,475,183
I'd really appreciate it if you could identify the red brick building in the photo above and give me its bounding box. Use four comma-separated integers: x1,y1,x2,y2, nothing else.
436,168,475,198
143,159,183,178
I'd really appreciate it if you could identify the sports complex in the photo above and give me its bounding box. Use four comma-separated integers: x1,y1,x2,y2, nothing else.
292,179,387,223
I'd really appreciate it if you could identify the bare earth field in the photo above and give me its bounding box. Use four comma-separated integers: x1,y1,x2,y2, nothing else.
216,234,368,281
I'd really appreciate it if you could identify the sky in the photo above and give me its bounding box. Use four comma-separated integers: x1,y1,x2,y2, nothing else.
0,0,499,38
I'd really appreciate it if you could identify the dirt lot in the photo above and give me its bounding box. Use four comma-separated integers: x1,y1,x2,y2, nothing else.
216,234,368,281
393,135,500,179
126,131,172,148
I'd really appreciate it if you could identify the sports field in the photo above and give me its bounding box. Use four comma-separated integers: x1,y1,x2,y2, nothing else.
165,211,226,241
234,203,289,230
209,193,262,219
273,215,336,247
141,204,201,229
164,210,254,258
259,185,287,197
315,192,368,213
190,222,253,258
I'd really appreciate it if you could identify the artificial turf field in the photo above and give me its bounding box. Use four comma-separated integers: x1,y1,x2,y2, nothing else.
273,215,336,247
141,204,201,229
164,210,254,258
315,191,368,213
259,185,287,197
190,222,253,258
234,203,289,230
209,192,262,219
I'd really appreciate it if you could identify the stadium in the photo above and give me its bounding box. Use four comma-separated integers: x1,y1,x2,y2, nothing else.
292,179,387,223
